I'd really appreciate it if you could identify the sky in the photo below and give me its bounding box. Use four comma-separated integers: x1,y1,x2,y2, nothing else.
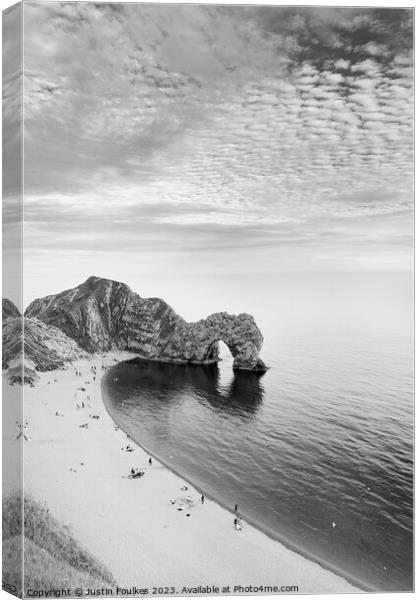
2,2,414,315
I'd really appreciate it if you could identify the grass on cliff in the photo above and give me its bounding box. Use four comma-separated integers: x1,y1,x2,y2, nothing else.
3,493,117,597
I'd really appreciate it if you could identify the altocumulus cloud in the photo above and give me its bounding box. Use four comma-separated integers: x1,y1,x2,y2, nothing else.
4,3,413,269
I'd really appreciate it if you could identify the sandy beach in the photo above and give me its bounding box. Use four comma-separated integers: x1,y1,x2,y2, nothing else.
3,354,363,595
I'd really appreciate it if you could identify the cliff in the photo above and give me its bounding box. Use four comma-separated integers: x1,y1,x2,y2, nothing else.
2,316,86,385
2,298,21,320
25,276,267,372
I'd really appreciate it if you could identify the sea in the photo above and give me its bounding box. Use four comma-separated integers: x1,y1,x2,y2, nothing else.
102,271,413,592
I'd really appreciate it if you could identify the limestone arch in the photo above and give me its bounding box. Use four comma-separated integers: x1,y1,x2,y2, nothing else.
197,313,267,372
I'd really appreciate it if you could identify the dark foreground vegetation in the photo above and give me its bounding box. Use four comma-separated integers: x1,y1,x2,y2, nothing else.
3,493,116,597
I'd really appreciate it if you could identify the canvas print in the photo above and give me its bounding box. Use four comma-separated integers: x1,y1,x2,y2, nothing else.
2,2,414,597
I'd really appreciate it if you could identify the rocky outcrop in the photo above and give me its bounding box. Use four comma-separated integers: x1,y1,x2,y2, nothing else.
158,312,266,371
25,276,267,372
2,316,87,385
2,298,20,320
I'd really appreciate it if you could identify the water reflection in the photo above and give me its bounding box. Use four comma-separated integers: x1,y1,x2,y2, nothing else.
204,369,265,416
102,349,413,592
106,358,265,420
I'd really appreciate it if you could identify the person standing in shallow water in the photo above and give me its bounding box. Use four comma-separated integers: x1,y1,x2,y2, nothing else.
201,494,205,504
234,504,238,513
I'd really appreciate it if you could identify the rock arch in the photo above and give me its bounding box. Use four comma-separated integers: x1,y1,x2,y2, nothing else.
24,277,268,373
160,312,268,372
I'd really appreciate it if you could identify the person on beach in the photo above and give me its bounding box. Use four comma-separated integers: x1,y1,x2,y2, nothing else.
201,494,205,504
234,504,238,513
149,458,152,466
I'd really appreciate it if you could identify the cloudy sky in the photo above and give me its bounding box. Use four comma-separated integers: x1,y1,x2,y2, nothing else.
3,2,414,313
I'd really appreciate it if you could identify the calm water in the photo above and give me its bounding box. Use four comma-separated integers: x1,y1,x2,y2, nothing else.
102,275,413,592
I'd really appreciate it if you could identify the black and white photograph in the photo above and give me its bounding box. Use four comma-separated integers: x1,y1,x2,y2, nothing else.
2,1,414,597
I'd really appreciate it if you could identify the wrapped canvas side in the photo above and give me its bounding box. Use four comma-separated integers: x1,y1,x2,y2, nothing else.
2,2,24,598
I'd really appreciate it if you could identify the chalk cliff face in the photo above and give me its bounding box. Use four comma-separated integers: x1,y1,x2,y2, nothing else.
2,298,20,320
25,276,267,371
2,315,87,385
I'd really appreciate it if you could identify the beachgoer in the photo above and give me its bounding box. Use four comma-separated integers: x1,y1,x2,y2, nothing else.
201,494,205,504
149,458,152,466
234,504,238,512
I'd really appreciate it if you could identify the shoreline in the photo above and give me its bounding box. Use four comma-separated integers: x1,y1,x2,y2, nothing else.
5,353,364,595
101,365,371,594
123,355,268,373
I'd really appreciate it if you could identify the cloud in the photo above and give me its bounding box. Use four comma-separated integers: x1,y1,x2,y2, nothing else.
3,3,413,277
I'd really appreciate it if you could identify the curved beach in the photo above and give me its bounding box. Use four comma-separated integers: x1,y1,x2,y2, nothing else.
11,355,363,594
